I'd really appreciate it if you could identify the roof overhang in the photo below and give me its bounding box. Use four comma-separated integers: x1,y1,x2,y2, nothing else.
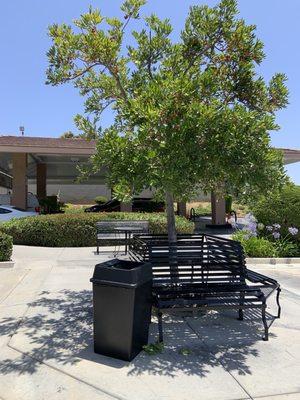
0,137,299,186
279,148,300,165
0,135,96,156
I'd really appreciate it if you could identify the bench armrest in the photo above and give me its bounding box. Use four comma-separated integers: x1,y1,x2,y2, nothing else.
246,269,279,288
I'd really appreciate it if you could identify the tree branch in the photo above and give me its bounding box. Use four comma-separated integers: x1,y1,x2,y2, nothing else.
61,63,101,83
107,66,130,105
147,29,154,79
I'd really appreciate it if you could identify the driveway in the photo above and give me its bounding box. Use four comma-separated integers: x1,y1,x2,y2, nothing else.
0,245,299,400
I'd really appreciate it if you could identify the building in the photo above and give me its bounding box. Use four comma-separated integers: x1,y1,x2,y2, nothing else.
0,135,300,223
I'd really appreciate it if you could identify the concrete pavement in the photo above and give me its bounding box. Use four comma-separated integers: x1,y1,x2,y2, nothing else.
0,245,299,400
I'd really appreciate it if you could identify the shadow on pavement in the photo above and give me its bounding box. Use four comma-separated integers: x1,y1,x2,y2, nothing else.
0,289,270,378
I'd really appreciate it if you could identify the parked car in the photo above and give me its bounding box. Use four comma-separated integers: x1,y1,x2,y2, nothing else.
0,205,38,222
85,199,121,213
132,198,165,213
84,198,165,213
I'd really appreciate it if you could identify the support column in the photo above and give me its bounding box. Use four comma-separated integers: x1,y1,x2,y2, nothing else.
120,202,132,212
211,192,226,225
12,153,27,210
37,163,47,199
177,202,187,218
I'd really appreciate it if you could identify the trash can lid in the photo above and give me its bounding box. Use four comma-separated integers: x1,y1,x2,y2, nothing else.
90,259,152,288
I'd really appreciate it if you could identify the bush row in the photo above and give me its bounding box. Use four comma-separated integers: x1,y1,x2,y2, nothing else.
252,185,300,240
233,231,300,258
0,232,13,261
0,212,194,247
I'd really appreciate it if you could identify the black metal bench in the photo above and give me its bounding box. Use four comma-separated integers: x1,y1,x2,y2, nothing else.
96,220,149,255
129,234,281,342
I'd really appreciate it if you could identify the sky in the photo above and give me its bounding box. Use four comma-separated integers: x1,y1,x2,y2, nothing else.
0,0,299,183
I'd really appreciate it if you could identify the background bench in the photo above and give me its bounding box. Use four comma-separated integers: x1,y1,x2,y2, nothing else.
129,234,280,342
96,220,149,254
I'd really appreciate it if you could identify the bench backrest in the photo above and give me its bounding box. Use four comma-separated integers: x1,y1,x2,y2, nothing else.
129,234,246,286
96,220,149,233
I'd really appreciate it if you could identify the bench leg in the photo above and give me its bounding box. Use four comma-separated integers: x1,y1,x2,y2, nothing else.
96,240,99,255
157,310,163,343
262,302,269,341
276,287,281,318
238,309,244,321
238,292,244,321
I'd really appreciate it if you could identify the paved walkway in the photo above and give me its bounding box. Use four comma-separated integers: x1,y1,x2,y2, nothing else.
0,246,299,400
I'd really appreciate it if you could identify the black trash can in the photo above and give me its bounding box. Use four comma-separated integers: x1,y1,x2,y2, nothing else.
90,259,153,361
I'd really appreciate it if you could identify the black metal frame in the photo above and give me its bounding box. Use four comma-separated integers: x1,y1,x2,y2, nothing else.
95,220,149,255
129,234,281,342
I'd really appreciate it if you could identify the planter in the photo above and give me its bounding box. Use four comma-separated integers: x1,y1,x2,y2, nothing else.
0,260,15,268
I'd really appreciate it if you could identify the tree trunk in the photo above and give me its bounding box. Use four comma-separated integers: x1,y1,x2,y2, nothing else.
165,191,177,243
165,191,178,279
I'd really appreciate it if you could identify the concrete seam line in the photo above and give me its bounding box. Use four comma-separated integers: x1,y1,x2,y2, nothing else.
4,262,127,400
6,262,57,346
184,318,254,400
253,391,300,399
0,269,31,304
7,344,127,400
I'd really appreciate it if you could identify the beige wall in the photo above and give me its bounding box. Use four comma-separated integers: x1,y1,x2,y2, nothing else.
0,187,8,195
28,184,111,204
27,184,156,204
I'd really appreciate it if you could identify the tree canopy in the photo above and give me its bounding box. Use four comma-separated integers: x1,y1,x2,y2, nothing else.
47,0,288,239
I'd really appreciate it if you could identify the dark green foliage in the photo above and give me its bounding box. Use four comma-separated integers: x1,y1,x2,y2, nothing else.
225,195,233,214
273,240,299,258
0,213,194,247
193,204,211,215
233,230,300,257
46,0,288,241
0,232,13,262
94,196,108,205
233,232,277,257
143,341,164,355
39,196,65,214
252,185,300,232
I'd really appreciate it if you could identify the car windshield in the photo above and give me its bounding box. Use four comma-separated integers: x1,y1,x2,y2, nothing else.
11,207,26,212
0,207,12,214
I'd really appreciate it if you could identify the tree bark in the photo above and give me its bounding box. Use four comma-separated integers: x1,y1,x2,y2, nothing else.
165,191,178,279
165,191,177,243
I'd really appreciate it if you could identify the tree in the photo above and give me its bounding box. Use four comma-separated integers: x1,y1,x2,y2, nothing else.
46,0,288,244
60,131,75,139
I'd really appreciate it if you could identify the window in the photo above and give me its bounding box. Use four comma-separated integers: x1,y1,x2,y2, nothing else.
0,207,12,214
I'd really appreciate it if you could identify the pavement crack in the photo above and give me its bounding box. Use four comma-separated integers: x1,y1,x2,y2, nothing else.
184,317,254,400
7,344,128,400
0,269,31,304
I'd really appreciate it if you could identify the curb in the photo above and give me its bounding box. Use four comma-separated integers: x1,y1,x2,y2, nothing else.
246,257,300,265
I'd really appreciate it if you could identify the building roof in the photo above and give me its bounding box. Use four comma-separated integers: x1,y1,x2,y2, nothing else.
0,135,299,163
280,148,300,165
0,135,96,155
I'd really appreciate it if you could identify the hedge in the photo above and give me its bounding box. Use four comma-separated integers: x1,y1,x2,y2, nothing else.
0,232,13,261
252,185,300,238
0,212,194,247
232,232,277,258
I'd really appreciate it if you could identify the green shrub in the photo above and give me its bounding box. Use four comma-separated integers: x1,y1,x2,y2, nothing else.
273,239,299,257
64,204,86,214
0,212,194,247
232,231,277,257
193,204,211,215
252,185,300,237
94,196,108,205
0,232,13,261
